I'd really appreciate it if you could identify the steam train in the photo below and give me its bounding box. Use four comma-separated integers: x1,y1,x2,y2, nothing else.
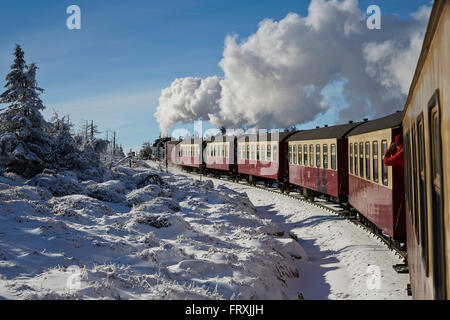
165,0,450,300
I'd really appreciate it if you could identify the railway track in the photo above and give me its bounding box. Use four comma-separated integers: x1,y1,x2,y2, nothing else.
169,165,408,263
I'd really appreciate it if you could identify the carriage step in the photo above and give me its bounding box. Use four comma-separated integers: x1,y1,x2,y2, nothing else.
393,264,409,274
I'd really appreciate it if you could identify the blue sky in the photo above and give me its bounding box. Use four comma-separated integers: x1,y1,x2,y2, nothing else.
0,0,431,151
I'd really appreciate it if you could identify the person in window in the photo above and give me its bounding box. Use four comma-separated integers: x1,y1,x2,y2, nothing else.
384,135,404,168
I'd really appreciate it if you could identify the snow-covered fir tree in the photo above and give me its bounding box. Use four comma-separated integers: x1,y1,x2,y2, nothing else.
0,45,52,178
0,45,109,181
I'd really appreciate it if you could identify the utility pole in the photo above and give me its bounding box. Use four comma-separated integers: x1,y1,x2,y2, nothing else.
90,120,94,141
113,131,116,158
85,120,89,143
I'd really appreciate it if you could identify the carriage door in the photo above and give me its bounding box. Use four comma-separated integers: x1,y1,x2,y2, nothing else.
428,90,446,300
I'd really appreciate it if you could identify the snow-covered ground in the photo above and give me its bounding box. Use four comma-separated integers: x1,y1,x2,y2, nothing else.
171,164,411,300
0,162,306,300
0,159,411,300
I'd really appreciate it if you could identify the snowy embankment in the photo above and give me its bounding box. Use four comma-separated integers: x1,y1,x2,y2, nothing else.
0,162,305,300
171,165,411,300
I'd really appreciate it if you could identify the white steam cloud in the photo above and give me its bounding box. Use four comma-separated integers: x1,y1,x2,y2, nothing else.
155,0,431,136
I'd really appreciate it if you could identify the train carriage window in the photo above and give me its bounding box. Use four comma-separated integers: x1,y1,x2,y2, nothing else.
331,144,336,170
309,145,314,166
316,145,321,168
350,143,353,174
365,142,370,180
372,141,379,183
359,142,364,178
354,143,358,176
323,144,328,169
298,145,302,165
412,125,420,245
261,144,266,161
273,143,278,162
256,144,260,161
304,144,308,166
267,144,271,161
289,145,292,165
381,140,388,186
251,144,255,160
246,144,250,160
293,145,297,164
405,131,413,219
417,115,429,274
428,90,446,299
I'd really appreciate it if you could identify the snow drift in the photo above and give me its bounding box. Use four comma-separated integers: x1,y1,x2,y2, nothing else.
0,163,305,300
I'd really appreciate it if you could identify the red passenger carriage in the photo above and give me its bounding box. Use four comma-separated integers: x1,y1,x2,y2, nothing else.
178,138,204,170
205,135,238,179
347,112,406,241
287,122,362,201
237,131,295,189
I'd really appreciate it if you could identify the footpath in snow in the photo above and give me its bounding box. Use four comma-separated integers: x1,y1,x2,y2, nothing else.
172,165,411,300
0,161,305,300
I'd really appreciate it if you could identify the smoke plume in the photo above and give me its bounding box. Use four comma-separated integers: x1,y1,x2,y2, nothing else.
155,0,431,136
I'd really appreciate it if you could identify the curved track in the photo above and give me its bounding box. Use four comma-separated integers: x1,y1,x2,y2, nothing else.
171,165,407,260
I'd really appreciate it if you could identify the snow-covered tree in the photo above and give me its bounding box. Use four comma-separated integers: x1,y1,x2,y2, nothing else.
0,45,52,178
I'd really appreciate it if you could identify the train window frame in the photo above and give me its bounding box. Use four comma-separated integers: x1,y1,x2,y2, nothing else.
292,144,298,165
405,130,413,222
298,144,302,165
359,142,364,178
354,143,358,176
381,140,388,186
350,143,353,174
261,144,266,161
411,124,420,245
417,113,429,275
304,144,308,166
323,144,328,169
309,145,314,167
365,142,370,180
256,144,260,161
372,141,379,183
273,143,277,162
289,144,293,165
427,90,446,299
267,144,271,161
316,144,321,168
331,144,336,170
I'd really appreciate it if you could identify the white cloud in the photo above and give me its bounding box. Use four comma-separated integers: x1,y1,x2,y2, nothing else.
155,0,431,136
154,76,222,136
